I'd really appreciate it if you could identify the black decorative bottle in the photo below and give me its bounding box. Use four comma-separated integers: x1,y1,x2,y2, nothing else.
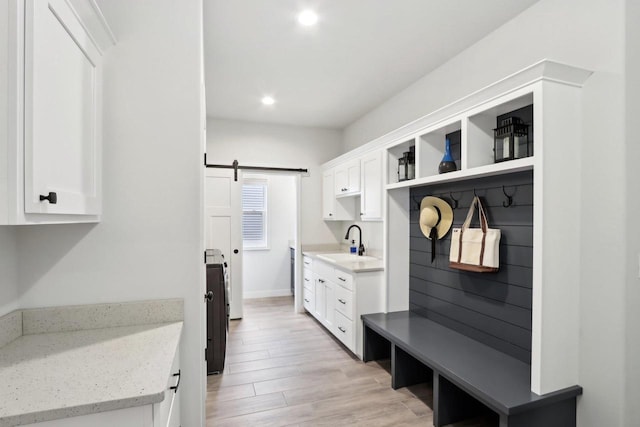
438,138,457,174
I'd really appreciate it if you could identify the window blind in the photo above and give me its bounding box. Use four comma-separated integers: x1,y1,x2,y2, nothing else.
242,180,267,247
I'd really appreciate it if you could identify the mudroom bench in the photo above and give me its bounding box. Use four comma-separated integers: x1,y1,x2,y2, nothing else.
362,311,582,427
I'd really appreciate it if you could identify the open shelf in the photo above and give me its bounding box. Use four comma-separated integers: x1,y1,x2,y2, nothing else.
384,90,535,192
385,156,533,191
467,93,533,169
417,119,462,178
386,138,416,186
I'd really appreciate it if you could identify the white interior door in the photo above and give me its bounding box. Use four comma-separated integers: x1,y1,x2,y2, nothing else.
205,168,243,319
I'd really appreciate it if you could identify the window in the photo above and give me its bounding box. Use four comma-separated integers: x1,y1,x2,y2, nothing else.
242,179,267,249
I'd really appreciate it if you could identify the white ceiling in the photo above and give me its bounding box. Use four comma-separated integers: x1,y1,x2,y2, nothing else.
204,0,538,129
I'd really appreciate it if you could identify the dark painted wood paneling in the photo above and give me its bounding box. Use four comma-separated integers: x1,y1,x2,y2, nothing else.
409,171,533,363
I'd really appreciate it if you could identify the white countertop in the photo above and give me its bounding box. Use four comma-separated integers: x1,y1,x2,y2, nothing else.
0,321,182,426
303,250,384,273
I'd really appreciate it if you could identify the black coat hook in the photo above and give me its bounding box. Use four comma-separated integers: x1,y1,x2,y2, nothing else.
411,196,421,211
449,192,460,209
502,186,514,208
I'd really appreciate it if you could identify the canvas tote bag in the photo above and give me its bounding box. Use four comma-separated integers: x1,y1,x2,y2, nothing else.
449,196,500,272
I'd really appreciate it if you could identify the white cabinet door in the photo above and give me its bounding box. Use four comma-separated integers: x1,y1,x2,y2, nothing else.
23,0,102,215
153,348,180,427
334,160,360,196
361,151,382,220
345,160,361,194
314,276,325,321
324,280,335,331
322,169,335,219
322,168,356,221
334,167,348,196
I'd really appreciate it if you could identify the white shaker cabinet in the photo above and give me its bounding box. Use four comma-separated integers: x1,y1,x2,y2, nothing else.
0,0,114,224
304,256,383,358
334,159,360,196
360,150,382,220
322,169,355,221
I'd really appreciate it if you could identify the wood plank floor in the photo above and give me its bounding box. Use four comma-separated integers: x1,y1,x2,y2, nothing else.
206,296,495,426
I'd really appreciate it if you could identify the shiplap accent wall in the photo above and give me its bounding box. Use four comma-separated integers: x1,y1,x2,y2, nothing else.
409,171,533,362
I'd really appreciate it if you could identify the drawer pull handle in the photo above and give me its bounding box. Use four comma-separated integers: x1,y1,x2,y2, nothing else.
304,278,309,282
318,279,325,283
338,277,346,282
304,262,310,265
304,298,310,303
338,299,346,304
170,369,181,393
338,327,346,333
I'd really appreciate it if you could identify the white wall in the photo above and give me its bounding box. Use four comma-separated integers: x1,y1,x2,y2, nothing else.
207,118,343,246
338,221,383,258
0,0,18,318
16,1,205,426
340,1,628,426
0,228,18,316
625,0,640,424
243,174,296,298
343,0,624,152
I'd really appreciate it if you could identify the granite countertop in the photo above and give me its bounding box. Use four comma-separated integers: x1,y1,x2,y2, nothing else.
303,250,384,273
0,300,183,427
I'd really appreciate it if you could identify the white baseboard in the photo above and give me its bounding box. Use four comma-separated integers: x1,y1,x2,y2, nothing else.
243,288,293,299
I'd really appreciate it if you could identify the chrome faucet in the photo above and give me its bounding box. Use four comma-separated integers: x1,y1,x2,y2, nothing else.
344,225,365,256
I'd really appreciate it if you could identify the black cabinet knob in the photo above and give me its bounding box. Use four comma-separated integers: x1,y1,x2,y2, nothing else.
204,291,213,302
233,249,239,254
39,192,57,204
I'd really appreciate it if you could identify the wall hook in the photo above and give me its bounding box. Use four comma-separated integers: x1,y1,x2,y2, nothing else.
411,196,421,211
473,188,478,197
502,185,514,208
449,192,460,209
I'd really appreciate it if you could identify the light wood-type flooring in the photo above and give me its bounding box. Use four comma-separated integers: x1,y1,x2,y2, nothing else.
206,296,495,426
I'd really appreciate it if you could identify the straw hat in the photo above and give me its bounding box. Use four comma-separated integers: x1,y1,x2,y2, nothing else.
419,196,453,240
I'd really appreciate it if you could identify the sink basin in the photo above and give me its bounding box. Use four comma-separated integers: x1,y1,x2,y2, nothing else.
317,253,379,263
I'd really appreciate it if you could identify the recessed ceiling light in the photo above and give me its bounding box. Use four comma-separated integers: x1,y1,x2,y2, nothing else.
297,10,318,26
261,96,275,106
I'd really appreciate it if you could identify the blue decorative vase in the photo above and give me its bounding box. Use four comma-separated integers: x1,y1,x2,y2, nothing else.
438,138,457,174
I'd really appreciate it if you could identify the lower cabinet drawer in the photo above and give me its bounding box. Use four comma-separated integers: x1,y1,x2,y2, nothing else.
303,286,315,313
334,284,354,320
303,268,314,290
333,310,354,350
333,269,354,291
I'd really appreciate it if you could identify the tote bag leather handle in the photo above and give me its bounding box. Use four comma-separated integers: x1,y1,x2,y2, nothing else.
461,196,490,232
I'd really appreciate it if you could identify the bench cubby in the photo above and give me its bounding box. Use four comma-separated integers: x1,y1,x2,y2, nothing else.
363,311,582,427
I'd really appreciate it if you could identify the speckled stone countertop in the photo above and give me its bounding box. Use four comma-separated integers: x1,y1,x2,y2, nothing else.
0,300,183,427
303,250,384,273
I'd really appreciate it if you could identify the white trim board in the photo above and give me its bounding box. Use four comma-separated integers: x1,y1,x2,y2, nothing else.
244,289,293,299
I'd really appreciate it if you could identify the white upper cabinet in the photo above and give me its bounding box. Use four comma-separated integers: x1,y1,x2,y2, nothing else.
360,150,382,221
322,169,335,220
322,168,355,221
334,159,360,196
0,0,114,224
24,0,102,216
